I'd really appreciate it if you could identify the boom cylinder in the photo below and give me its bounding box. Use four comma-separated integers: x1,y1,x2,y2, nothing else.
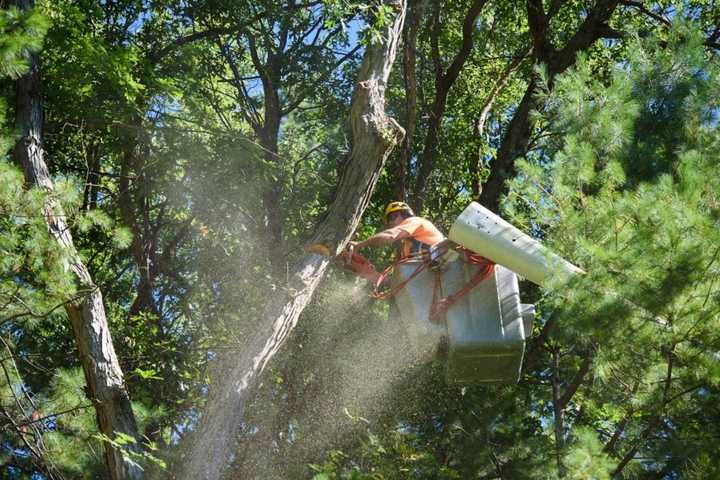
448,202,583,286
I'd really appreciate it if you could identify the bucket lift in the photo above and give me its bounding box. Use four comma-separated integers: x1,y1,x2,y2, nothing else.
390,202,581,384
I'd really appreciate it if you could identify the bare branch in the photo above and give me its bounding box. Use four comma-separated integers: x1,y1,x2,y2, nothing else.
150,27,238,64
282,43,363,115
475,46,531,136
620,0,671,27
219,41,264,132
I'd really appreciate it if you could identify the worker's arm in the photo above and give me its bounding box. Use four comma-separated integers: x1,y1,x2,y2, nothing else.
353,228,410,249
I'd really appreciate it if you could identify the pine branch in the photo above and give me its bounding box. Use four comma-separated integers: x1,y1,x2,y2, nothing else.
611,345,676,477
1,289,97,324
17,403,93,428
620,0,720,50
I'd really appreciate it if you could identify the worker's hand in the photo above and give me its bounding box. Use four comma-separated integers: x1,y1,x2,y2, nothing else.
348,240,362,251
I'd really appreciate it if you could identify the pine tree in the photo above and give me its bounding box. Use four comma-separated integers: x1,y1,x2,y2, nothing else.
306,20,720,480
505,21,720,478
0,5,152,477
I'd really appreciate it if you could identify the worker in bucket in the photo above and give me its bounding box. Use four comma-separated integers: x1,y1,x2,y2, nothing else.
351,201,445,260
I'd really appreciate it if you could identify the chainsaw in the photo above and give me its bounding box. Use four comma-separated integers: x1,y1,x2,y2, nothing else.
304,242,381,283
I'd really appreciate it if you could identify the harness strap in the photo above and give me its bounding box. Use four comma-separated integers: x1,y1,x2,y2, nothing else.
371,253,429,300
372,247,496,324
429,255,494,323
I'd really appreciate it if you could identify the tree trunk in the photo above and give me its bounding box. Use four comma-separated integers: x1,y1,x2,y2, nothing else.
175,2,407,479
247,34,287,278
412,0,489,212
12,2,143,479
119,137,160,319
479,0,620,212
395,0,427,200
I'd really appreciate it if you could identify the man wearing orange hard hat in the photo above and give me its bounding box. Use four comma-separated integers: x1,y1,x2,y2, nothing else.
351,201,445,260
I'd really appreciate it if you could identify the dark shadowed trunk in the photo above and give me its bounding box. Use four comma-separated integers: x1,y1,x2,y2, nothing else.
175,2,407,479
479,0,620,212
119,131,160,319
249,36,286,277
12,2,143,479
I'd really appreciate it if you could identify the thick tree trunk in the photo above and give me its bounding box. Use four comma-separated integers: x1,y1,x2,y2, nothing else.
12,2,143,479
479,0,620,212
479,77,536,212
175,2,406,479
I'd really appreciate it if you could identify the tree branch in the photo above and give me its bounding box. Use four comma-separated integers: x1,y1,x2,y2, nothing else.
611,345,676,477
412,0,489,211
526,0,551,62
558,350,594,408
619,0,671,27
550,0,621,74
282,43,363,115
475,47,530,136
444,0,490,87
150,27,238,64
219,40,263,132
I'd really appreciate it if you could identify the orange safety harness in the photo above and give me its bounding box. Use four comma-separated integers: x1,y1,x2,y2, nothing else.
370,247,495,324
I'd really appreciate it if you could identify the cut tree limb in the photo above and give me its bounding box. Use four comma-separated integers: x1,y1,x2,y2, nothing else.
174,2,407,479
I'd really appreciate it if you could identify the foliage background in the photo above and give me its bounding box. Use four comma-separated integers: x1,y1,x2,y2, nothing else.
1,0,719,478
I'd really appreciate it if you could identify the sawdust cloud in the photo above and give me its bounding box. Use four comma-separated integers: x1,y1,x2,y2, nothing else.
234,271,440,478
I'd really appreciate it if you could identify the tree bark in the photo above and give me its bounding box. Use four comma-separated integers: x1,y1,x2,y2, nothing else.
12,2,143,479
175,2,407,479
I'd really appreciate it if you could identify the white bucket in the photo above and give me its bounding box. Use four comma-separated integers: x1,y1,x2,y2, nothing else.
445,265,526,384
448,202,583,286
392,258,529,384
